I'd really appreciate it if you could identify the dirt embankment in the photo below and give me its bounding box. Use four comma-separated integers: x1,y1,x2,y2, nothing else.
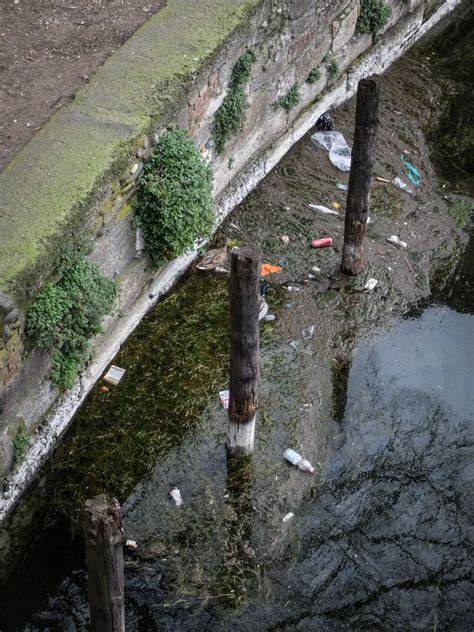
0,0,166,171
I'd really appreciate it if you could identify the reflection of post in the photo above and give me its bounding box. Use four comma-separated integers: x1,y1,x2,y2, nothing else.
342,76,381,275
227,246,262,456
84,495,125,632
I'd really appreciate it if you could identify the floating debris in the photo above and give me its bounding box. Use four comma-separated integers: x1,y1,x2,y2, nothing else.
309,203,339,215
170,488,183,507
311,237,333,248
219,390,230,409
103,365,126,386
387,235,407,248
283,448,314,473
364,278,379,291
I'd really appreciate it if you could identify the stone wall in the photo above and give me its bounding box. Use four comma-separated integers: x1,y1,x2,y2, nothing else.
0,0,463,513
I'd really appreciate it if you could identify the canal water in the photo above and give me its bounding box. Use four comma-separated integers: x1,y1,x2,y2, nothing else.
0,9,473,632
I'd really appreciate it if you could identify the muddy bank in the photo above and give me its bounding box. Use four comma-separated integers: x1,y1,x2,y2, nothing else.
0,11,473,631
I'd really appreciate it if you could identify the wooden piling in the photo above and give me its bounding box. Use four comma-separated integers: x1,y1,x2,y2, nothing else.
83,494,125,632
227,246,262,456
342,76,381,275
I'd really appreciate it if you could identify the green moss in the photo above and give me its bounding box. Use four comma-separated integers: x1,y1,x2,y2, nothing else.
370,185,403,218
447,199,473,230
277,83,301,111
213,50,256,153
306,67,321,84
0,0,259,294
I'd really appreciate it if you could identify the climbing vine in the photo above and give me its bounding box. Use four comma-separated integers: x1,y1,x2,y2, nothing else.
357,0,391,35
135,129,213,263
213,50,256,153
27,248,116,390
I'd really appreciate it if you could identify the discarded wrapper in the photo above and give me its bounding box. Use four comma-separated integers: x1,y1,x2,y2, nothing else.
282,512,295,523
103,365,126,385
170,488,183,507
364,278,379,291
387,235,407,249
125,539,138,549
261,263,282,276
311,237,333,248
264,314,276,321
219,390,230,409
309,203,339,216
280,235,290,245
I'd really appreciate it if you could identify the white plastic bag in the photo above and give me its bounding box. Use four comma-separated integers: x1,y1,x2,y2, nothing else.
311,131,352,172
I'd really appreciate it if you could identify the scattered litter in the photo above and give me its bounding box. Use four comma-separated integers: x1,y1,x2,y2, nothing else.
307,273,316,280
311,237,333,248
282,512,295,522
375,176,391,183
283,303,293,309
170,488,183,507
103,365,126,385
99,385,110,393
400,154,421,186
387,235,407,249
392,177,414,195
219,390,230,409
289,340,301,350
315,112,334,131
125,540,138,550
311,131,351,171
264,314,276,322
259,299,269,321
280,235,290,245
278,259,288,267
364,278,379,291
309,203,339,215
260,280,270,296
261,263,282,276
331,201,341,209
286,286,301,292
303,325,315,339
312,266,321,273
283,448,314,473
367,216,372,224
337,182,348,191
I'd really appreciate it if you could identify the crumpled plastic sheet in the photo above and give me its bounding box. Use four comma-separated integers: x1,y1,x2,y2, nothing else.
311,131,352,172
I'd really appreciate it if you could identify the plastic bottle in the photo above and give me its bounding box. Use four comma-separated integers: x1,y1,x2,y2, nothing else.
284,448,314,473
387,235,407,249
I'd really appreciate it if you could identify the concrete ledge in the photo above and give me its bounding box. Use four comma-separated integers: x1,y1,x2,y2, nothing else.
0,0,257,292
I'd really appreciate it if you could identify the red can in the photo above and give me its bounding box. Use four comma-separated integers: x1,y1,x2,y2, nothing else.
311,237,333,248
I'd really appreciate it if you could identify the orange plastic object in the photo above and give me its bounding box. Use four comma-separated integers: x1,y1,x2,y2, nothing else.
261,263,282,276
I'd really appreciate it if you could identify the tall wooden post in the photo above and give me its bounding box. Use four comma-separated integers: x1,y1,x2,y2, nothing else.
84,495,125,632
227,246,262,456
342,76,381,275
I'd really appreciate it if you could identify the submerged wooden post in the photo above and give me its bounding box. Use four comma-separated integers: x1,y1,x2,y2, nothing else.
342,76,381,275
84,494,125,632
227,246,262,456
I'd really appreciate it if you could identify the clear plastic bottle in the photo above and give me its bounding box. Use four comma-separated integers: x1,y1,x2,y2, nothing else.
283,448,314,473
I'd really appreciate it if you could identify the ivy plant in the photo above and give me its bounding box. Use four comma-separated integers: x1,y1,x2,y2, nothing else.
135,129,213,264
213,50,256,153
357,0,391,35
27,248,116,390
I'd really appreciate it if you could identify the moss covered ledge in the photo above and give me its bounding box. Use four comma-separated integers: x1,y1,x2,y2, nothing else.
0,0,257,295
